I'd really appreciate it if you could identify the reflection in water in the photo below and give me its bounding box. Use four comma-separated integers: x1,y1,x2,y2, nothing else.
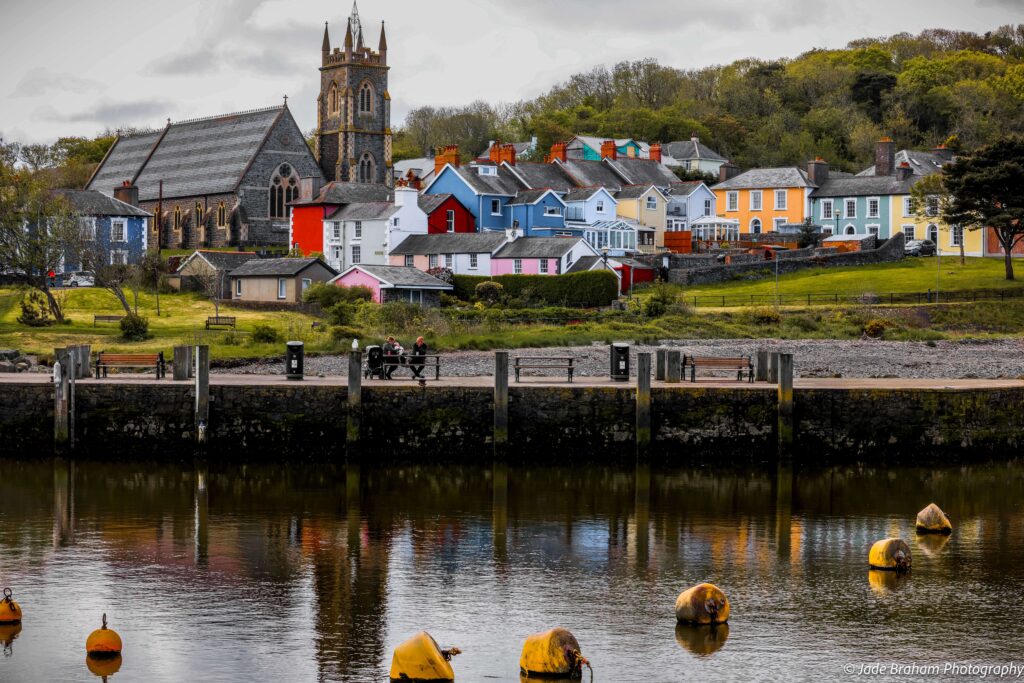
85,653,122,678
0,459,1023,681
675,622,730,656
0,623,21,657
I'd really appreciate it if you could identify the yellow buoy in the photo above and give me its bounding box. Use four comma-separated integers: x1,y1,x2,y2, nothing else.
869,538,911,572
86,614,123,657
519,627,590,679
0,588,22,624
674,583,730,624
389,631,459,682
868,569,908,594
86,653,123,678
674,622,729,656
916,503,953,535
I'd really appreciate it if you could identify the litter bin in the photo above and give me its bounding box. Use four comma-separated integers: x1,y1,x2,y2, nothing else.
610,343,630,381
286,341,304,380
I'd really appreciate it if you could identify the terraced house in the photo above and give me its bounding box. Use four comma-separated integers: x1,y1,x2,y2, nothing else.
711,163,817,234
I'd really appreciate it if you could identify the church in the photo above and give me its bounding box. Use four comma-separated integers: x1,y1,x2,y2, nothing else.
84,3,392,249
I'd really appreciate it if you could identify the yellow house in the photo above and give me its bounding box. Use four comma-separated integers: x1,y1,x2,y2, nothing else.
889,193,984,257
615,184,668,246
710,166,816,234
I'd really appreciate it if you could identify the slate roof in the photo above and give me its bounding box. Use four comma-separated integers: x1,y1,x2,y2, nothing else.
393,157,434,179
416,193,452,215
493,237,581,259
389,232,508,255
810,174,919,198
86,131,162,194
563,187,606,202
509,189,564,206
296,181,393,206
668,181,705,196
179,250,259,273
343,264,453,289
565,255,601,273
505,161,576,192
326,202,399,221
606,158,679,186
663,139,727,162
133,107,286,201
450,164,524,196
857,150,951,177
230,257,336,278
555,159,625,191
711,167,814,190
55,190,151,217
615,184,662,200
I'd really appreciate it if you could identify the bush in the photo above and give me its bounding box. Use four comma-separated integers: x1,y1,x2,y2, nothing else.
454,270,618,307
426,267,454,285
120,312,150,341
325,301,361,326
251,324,282,344
475,281,505,304
221,332,241,346
748,306,782,325
863,318,887,338
643,284,678,318
17,289,53,327
439,293,462,308
303,282,373,306
330,325,363,344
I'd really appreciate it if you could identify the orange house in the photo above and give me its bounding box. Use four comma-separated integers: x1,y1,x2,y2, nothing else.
710,163,821,235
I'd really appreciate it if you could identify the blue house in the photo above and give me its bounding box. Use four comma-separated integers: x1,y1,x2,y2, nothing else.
56,189,151,270
508,189,578,238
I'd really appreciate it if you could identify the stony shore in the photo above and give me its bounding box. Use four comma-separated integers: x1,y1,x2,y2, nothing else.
216,338,1024,380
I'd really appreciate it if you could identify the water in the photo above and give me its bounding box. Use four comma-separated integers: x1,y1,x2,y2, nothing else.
1,459,1023,682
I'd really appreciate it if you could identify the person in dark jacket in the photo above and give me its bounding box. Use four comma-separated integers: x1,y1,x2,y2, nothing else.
383,336,403,379
409,336,427,379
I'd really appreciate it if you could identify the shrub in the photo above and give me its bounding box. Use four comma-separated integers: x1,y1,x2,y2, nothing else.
426,267,454,285
325,301,361,326
455,270,618,307
303,282,372,306
439,293,461,308
475,281,505,304
120,312,150,341
643,284,678,318
221,332,241,346
748,306,782,325
17,289,53,327
863,318,887,338
251,324,282,344
330,325,363,344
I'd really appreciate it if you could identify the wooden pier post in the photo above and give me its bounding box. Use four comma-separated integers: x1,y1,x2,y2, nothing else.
53,348,70,450
173,346,193,381
777,353,794,460
655,348,667,381
194,345,209,445
494,352,509,456
76,344,90,379
665,350,682,383
347,350,362,450
756,349,769,382
769,352,780,384
636,352,651,461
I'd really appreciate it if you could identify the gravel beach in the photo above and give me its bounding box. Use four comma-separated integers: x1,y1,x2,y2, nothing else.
216,338,1024,379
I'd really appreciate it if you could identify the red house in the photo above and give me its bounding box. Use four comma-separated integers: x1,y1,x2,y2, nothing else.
613,258,655,295
289,182,392,256
418,193,475,234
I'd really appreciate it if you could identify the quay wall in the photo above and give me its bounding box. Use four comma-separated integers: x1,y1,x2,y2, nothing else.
0,381,1021,462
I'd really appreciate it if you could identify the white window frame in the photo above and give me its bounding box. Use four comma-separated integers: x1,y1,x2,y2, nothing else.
405,289,423,304
950,225,963,247
444,253,453,268
844,198,856,219
79,217,96,240
750,218,762,234
351,245,361,264
750,191,762,211
540,259,548,274
773,217,786,232
596,200,605,213
332,222,341,239
845,225,856,235
404,255,414,267
646,196,657,210
428,254,439,269
277,278,287,300
446,209,455,232
726,191,738,212
704,199,711,216
867,197,880,219
394,217,400,228
235,279,242,296
544,206,562,217
111,219,127,242
490,199,502,216
354,221,362,238
926,196,939,217
903,197,913,217
821,199,833,220
565,252,573,268
821,226,833,236
774,190,787,210
469,253,479,270
902,225,916,241
109,250,128,265
301,278,312,294
867,224,880,236
513,258,522,274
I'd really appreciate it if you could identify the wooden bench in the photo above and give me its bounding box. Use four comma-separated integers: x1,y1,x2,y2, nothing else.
205,316,236,330
93,315,124,327
682,355,753,383
95,351,166,378
513,356,574,383
379,354,442,381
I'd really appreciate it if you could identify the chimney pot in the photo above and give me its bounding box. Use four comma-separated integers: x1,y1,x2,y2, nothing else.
600,140,617,161
650,143,662,164
875,137,896,177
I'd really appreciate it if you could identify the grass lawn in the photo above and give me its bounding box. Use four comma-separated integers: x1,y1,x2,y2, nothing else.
676,257,1024,302
0,287,331,362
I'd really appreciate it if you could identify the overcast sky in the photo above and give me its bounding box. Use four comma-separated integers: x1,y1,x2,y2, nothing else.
1,0,1020,144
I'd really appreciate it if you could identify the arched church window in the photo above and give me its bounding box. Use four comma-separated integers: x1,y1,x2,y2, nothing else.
328,83,339,115
359,82,374,114
270,163,295,219
217,202,227,228
195,201,204,227
358,153,375,183
173,207,181,231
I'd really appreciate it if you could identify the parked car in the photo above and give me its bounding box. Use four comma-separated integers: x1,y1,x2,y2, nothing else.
63,271,95,287
905,240,936,257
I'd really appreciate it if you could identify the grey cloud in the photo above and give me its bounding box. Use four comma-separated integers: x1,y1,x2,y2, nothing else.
37,100,175,126
976,0,1022,7
11,69,103,97
150,50,220,76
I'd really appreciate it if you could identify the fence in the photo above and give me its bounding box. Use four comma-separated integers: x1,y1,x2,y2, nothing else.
688,287,1024,308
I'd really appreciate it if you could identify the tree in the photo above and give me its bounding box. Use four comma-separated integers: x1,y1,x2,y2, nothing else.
19,143,53,171
942,137,1024,280
911,172,963,265
797,217,823,248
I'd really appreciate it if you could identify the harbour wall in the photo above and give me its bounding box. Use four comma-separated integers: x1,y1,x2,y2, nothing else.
1,380,1022,463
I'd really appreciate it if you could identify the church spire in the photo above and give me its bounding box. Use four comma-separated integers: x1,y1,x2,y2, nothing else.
349,0,364,51
321,22,330,55
378,20,387,51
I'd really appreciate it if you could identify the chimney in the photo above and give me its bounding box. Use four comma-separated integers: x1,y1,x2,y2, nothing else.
932,144,953,162
807,157,829,187
719,161,740,183
501,143,517,166
488,141,502,164
299,176,324,201
405,169,422,190
550,141,567,163
649,143,662,164
600,140,617,161
895,161,913,181
434,145,460,176
875,136,895,177
113,180,139,207
394,182,417,208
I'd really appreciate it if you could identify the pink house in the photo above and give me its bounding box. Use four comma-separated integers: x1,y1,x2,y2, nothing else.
491,235,609,276
330,264,453,307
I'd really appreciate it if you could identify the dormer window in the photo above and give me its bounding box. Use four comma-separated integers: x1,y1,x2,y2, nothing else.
544,206,563,217
477,166,497,176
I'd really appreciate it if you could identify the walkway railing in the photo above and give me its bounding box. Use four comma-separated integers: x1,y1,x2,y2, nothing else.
689,287,1024,308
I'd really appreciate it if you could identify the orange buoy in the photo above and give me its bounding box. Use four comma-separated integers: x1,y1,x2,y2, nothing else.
86,653,123,678
519,627,591,679
0,588,22,624
916,503,953,535
0,621,23,655
675,622,729,656
86,613,123,657
389,631,459,682
675,583,730,624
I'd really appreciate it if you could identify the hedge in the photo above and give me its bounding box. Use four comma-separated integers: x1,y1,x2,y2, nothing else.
452,270,618,307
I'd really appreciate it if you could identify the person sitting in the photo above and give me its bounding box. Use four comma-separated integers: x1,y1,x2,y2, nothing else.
382,336,404,379
410,336,427,381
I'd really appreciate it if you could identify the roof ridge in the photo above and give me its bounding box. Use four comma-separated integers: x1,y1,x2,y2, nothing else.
172,105,284,127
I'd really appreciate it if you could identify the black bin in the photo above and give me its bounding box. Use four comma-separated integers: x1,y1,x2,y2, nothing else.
610,343,630,381
286,341,304,380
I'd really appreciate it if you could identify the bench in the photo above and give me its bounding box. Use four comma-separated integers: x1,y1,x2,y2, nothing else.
205,316,236,330
95,351,166,378
93,315,124,327
377,354,442,381
513,356,574,383
682,355,753,383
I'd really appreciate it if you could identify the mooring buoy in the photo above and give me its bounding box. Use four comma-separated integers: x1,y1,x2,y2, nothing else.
869,538,911,572
86,613,122,657
519,627,591,680
389,631,459,682
675,583,730,624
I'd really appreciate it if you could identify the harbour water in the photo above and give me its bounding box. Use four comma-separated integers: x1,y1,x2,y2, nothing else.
1,458,1022,681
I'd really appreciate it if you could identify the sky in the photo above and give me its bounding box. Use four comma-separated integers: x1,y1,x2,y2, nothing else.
0,0,1020,144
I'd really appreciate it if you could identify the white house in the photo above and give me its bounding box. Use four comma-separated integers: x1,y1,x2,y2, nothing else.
665,181,717,232
661,136,728,175
561,186,638,256
322,185,427,272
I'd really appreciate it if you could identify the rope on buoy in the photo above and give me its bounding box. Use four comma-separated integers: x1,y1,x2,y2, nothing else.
441,646,461,661
573,649,594,683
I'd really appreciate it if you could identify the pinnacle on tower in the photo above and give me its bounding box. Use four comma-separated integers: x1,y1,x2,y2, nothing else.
378,20,387,51
322,22,330,53
343,18,353,49
349,0,363,51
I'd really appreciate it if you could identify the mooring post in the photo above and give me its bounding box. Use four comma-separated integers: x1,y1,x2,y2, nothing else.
76,344,90,379
194,345,209,445
173,345,193,381
347,350,362,450
494,352,509,455
636,352,651,460
194,459,209,567
655,348,667,381
665,350,682,383
67,348,76,451
769,352,780,384
777,353,794,461
756,349,769,382
53,348,70,450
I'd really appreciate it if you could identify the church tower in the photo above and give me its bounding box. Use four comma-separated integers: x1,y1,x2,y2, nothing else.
316,2,392,186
